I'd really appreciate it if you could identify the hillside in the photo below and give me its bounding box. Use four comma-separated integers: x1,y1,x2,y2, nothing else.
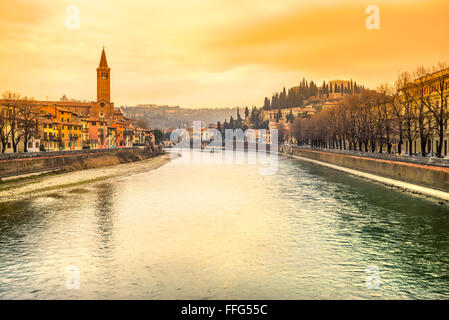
121,105,238,129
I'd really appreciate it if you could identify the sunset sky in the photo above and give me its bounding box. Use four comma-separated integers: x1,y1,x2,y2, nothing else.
0,0,448,108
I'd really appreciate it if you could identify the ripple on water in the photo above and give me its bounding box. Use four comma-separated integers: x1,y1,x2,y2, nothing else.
0,154,449,299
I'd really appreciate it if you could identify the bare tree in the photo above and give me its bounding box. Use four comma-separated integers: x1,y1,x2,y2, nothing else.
345,95,361,150
1,91,23,153
377,84,394,153
290,118,302,145
396,73,419,155
18,98,39,153
410,66,433,156
427,62,449,157
277,122,287,144
0,103,11,153
359,90,377,152
391,79,405,154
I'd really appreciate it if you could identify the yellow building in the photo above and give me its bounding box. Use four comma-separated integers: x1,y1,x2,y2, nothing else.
40,106,83,150
80,116,90,148
39,118,60,151
0,49,146,153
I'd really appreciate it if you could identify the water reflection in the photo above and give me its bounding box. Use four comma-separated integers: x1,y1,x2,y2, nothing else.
0,154,449,299
95,184,116,254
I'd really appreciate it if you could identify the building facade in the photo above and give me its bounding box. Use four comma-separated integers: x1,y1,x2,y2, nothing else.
0,49,155,153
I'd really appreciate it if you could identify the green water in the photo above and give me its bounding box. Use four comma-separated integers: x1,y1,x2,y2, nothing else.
0,153,448,299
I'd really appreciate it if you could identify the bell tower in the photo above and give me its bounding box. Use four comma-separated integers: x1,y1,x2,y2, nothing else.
97,47,111,102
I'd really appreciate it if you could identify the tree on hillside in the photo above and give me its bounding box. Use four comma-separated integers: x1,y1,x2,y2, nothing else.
277,122,287,144
272,93,279,109
151,129,163,145
245,106,250,119
275,109,282,123
321,81,329,97
263,98,270,110
291,118,302,144
236,107,242,121
135,118,150,129
279,87,287,108
286,109,295,124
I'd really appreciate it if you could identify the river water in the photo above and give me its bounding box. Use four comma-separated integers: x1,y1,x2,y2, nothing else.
0,151,449,299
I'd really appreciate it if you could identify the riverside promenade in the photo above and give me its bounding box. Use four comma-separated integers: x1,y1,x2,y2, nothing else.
280,145,449,201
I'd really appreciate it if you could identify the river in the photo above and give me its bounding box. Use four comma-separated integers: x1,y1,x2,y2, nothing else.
0,151,449,299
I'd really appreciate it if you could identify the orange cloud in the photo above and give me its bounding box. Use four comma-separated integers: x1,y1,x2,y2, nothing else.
0,0,447,108
198,1,449,72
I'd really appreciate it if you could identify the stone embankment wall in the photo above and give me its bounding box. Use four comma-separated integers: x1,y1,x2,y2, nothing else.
280,146,449,191
0,147,163,179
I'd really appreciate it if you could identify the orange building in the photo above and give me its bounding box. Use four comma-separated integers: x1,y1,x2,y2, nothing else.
0,48,151,153
37,48,133,149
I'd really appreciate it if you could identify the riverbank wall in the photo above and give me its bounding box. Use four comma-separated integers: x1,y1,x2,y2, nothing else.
0,147,163,180
280,146,449,192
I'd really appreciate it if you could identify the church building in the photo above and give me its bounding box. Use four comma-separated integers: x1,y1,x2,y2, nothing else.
0,48,139,152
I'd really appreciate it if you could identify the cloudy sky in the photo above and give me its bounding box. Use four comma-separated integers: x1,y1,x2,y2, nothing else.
0,0,447,108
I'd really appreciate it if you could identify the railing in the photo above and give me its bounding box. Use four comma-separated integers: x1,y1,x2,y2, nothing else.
282,145,449,168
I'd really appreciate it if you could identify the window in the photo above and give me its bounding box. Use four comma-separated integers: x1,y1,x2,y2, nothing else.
61,118,64,122
92,122,96,126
